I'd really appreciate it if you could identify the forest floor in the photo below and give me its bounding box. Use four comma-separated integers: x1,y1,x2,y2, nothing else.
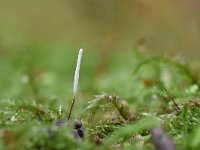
0,42,200,150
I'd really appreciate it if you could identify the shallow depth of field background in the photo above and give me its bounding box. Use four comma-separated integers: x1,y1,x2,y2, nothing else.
1,0,200,55
0,0,200,103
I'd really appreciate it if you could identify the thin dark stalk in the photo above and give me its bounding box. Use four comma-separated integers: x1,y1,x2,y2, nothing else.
165,89,180,110
68,96,76,120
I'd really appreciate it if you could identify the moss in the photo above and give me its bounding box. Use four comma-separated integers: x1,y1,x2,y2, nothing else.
0,48,200,149
171,104,200,134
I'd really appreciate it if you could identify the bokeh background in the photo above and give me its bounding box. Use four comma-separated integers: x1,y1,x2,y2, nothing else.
1,0,200,55
0,0,200,104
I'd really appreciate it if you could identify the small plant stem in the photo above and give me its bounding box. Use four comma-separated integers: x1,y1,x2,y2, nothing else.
108,94,127,123
68,96,76,120
165,89,180,110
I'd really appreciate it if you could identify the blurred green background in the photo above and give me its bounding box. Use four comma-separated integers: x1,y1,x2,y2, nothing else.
1,0,200,55
0,0,200,103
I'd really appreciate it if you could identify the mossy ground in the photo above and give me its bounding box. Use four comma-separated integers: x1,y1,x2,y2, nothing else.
0,42,200,150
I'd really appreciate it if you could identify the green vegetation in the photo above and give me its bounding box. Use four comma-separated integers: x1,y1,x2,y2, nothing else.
0,42,200,150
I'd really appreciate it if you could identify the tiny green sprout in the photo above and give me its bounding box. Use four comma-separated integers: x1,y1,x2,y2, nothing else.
68,48,84,120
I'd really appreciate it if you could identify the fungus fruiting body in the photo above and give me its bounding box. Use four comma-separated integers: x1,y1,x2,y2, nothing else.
68,48,84,120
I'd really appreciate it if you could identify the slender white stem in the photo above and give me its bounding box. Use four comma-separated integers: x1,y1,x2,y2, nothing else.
68,48,83,120
73,48,83,97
